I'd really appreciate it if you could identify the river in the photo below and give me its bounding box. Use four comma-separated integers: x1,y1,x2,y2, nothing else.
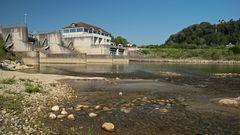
39,62,240,76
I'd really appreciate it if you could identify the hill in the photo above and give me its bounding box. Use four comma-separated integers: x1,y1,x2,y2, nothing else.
165,19,240,47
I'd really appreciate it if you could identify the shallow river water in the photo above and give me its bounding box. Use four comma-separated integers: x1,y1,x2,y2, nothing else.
39,62,240,76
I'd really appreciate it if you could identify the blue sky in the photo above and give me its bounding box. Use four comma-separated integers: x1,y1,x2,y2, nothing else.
0,0,239,45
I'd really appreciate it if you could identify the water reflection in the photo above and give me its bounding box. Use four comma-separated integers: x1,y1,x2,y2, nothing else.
39,62,240,76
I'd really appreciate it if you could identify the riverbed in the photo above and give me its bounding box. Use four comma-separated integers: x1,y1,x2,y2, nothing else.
34,62,240,135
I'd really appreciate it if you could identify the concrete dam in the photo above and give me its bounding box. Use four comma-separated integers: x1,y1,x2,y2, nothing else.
0,24,129,65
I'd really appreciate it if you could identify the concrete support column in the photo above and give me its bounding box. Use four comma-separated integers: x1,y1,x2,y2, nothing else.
116,48,119,55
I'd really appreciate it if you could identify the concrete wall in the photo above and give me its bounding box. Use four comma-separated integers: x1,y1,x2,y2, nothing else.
1,26,32,52
39,52,86,64
36,32,72,54
16,51,39,66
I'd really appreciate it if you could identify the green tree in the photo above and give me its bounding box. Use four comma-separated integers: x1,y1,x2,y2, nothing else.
112,36,128,47
165,19,240,47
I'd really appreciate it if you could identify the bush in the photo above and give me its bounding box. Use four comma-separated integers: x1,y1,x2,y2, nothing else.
229,45,240,54
1,76,16,84
24,82,42,93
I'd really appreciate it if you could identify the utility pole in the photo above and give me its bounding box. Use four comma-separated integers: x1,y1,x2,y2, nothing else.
24,13,28,25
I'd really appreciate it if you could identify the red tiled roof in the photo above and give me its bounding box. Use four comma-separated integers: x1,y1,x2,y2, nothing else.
64,22,109,34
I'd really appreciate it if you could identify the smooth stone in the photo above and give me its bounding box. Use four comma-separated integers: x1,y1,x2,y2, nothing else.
218,98,239,107
103,107,111,111
119,92,123,96
95,105,100,110
88,113,98,117
102,122,114,132
120,108,131,114
49,113,57,120
61,108,68,115
142,97,148,102
51,105,60,112
67,114,75,121
159,108,168,113
57,115,66,119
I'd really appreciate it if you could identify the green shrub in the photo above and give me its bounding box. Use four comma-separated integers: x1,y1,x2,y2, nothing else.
1,76,16,84
229,45,240,54
24,82,42,93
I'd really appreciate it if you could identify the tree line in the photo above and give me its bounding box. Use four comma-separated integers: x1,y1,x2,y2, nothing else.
165,19,240,47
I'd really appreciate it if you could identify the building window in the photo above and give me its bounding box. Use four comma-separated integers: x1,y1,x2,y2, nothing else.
84,28,89,32
77,28,83,32
64,29,69,33
70,29,76,32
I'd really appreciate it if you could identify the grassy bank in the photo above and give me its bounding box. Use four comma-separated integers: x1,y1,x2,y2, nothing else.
138,48,240,60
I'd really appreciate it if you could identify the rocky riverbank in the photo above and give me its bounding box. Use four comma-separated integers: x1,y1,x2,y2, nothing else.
0,71,105,134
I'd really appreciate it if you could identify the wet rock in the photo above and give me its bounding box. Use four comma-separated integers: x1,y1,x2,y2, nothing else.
57,115,66,119
67,114,75,121
102,122,114,132
103,107,111,111
83,105,89,109
120,108,131,114
176,96,185,102
159,108,168,113
49,113,57,120
119,92,123,96
142,97,148,102
51,105,60,112
95,105,100,110
75,105,82,111
61,108,68,115
1,110,7,114
217,98,239,107
88,113,98,117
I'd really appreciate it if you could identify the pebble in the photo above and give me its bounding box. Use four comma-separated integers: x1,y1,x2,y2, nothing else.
57,115,66,119
102,122,114,132
103,107,111,111
159,108,168,113
95,105,100,110
88,113,98,117
142,97,148,102
49,113,57,119
120,108,131,114
1,110,7,114
51,105,60,112
61,108,68,115
217,98,239,107
119,92,123,96
67,114,75,121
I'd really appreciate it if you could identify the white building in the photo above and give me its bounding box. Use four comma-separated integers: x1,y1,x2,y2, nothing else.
62,22,127,55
